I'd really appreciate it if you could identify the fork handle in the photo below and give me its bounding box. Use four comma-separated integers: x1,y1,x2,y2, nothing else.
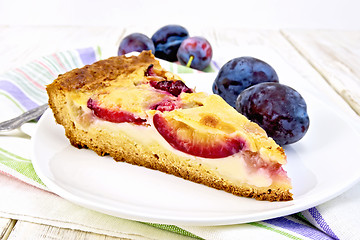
0,104,49,132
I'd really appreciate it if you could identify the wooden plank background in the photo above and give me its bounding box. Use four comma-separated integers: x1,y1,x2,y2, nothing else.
0,26,359,239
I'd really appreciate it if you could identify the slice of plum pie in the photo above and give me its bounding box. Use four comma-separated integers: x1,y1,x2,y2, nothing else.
46,51,292,201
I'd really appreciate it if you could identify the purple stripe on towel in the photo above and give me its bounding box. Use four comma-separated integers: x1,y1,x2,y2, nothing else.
309,207,339,239
77,47,97,66
212,60,221,71
0,80,38,110
265,217,334,240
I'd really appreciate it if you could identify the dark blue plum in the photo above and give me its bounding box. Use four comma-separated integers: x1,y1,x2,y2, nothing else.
151,25,189,62
177,36,212,70
118,33,155,56
212,57,279,108
236,82,310,145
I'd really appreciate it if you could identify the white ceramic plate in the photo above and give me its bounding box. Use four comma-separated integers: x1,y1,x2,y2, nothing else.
32,84,360,226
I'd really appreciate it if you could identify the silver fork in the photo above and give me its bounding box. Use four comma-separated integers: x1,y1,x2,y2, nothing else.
0,104,48,132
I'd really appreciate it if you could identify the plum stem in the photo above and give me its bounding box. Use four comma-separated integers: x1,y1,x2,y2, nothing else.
186,55,194,68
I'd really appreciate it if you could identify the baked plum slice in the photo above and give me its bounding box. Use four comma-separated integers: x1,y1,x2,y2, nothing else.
150,80,193,97
87,98,146,125
146,64,193,97
153,112,246,158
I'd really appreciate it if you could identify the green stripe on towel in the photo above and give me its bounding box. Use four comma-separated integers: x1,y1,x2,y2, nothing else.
143,223,203,239
248,222,304,240
0,147,45,186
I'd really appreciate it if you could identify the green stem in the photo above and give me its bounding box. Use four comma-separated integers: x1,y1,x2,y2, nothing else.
186,55,194,68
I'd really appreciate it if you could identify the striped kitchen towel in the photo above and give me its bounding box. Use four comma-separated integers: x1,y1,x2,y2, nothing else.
0,46,357,240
